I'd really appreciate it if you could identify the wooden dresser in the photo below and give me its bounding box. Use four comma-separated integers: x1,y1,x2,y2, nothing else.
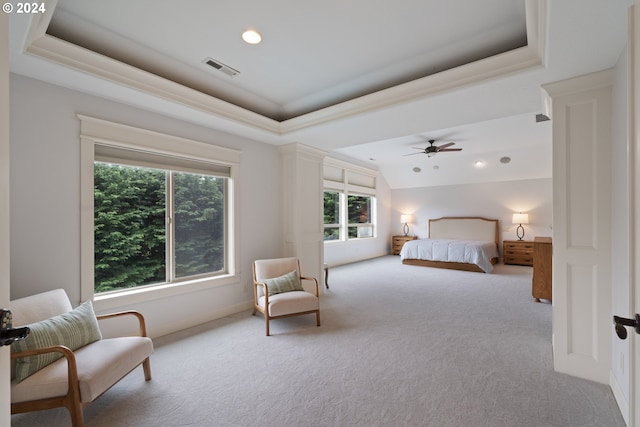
503,240,534,266
532,237,552,302
392,235,416,255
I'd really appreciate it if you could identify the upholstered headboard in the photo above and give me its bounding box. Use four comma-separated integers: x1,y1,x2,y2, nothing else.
428,217,499,244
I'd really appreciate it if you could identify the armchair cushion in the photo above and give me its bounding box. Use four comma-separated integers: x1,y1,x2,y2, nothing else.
263,269,304,296
11,336,153,404
12,300,102,383
258,291,319,317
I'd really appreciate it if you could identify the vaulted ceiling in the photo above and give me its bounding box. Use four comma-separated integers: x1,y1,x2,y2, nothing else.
7,0,632,188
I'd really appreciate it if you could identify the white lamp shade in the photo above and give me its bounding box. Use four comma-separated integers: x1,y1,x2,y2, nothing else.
400,214,412,224
512,213,529,224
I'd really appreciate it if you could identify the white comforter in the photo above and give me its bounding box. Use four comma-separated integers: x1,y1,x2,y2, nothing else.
399,239,499,273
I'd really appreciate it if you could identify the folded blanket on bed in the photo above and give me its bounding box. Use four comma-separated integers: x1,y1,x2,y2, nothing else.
399,238,498,273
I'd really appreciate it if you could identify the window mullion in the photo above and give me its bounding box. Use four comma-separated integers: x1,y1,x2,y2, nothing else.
167,171,175,283
340,191,347,241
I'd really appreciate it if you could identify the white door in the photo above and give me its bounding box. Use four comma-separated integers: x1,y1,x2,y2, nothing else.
616,3,640,426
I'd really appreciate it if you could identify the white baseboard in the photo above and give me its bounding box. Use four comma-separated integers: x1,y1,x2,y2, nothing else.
610,370,629,426
325,251,390,268
151,300,253,338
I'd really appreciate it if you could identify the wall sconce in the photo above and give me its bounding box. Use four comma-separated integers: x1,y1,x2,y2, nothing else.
400,214,412,236
512,213,529,240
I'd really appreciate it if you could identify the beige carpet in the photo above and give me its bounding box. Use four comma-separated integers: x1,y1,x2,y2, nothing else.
12,256,625,426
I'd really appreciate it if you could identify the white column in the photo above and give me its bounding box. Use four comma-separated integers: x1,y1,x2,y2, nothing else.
279,143,327,285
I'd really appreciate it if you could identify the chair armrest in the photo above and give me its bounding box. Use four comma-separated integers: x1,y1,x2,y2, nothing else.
96,311,148,337
11,345,79,387
300,276,319,296
254,281,270,304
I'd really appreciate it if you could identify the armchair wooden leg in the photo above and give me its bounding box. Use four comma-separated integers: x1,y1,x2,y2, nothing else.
265,317,270,336
63,369,85,427
316,311,321,327
65,397,85,427
142,357,152,381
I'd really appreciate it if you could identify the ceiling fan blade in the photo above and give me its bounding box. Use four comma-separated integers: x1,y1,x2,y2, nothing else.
403,152,424,156
438,148,462,152
436,142,455,150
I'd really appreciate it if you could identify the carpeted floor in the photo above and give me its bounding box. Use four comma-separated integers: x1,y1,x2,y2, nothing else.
12,256,626,426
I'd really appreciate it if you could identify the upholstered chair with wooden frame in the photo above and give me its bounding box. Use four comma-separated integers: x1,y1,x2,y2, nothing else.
9,289,153,427
252,257,320,336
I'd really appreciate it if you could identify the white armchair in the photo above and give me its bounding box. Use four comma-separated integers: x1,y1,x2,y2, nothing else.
9,289,153,427
252,257,320,336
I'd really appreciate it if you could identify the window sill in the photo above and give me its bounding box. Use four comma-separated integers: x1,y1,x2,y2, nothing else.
323,236,378,244
93,273,239,312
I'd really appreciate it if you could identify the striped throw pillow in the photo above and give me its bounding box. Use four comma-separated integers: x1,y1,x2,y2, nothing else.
11,300,102,383
263,270,303,296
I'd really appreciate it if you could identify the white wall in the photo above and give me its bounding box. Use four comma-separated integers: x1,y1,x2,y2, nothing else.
324,173,392,267
390,178,553,256
9,74,283,337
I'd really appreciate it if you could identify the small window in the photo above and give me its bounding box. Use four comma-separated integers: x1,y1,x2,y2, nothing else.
347,194,374,240
323,159,377,243
323,191,341,241
323,191,376,241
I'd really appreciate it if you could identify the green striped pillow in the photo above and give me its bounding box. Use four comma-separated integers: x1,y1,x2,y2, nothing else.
264,270,303,296
11,300,102,383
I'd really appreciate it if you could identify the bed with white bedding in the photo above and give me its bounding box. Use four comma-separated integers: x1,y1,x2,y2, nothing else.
400,217,499,273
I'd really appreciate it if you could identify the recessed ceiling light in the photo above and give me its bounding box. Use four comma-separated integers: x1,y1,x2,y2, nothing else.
413,167,421,173
242,30,262,44
500,156,511,164
433,165,439,170
474,160,485,167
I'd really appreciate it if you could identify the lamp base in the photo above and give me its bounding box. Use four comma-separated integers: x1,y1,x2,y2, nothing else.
403,223,409,236
516,224,525,240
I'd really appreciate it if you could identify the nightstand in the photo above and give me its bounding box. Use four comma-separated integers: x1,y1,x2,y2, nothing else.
503,240,534,266
392,235,416,255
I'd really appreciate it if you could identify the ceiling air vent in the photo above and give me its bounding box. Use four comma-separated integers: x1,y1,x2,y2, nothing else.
203,57,240,77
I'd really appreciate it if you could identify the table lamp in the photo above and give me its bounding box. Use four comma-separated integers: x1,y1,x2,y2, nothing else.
512,213,529,240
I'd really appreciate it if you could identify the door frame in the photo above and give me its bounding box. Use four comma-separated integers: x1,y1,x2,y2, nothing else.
630,3,640,425
1,12,12,427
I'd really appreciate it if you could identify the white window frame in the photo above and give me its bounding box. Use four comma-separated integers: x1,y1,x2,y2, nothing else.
323,189,343,241
79,116,241,311
346,192,377,240
323,158,378,243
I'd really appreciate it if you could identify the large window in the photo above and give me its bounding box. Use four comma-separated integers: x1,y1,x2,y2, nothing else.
323,159,377,242
80,115,240,305
94,163,226,293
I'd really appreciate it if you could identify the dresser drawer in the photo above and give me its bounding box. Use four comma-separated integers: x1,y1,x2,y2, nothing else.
504,241,534,252
504,254,534,266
